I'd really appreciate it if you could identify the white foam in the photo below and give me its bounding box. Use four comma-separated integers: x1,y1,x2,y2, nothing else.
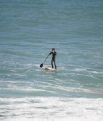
3,116,103,121
89,71,103,74
74,68,87,72
0,97,103,121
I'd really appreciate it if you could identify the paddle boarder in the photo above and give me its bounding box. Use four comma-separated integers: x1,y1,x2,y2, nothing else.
48,48,57,69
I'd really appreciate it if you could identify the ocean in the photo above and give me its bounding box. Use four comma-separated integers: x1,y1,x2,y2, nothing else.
0,0,103,121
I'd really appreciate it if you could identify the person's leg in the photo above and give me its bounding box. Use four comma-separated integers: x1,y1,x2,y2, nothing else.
51,59,54,68
54,59,57,69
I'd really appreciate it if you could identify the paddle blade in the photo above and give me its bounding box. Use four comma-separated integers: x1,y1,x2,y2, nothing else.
40,63,43,68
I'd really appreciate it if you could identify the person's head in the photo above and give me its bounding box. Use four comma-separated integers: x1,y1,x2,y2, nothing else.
52,48,55,52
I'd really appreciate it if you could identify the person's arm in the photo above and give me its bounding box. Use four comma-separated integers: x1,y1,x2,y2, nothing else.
48,52,52,56
55,52,57,56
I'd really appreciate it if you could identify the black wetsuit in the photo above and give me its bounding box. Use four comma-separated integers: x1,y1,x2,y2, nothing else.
49,51,57,69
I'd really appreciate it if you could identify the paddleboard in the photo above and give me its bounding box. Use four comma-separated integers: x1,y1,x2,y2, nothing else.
45,67,55,70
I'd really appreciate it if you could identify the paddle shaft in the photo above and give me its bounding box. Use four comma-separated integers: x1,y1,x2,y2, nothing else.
40,55,49,68
43,55,49,63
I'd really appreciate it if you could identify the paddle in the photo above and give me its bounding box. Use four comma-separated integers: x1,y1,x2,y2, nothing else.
40,55,49,68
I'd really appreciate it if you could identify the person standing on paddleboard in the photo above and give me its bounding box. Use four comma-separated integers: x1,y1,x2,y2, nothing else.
48,48,57,69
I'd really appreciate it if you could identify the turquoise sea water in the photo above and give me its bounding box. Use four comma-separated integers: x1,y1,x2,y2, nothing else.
0,0,103,120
